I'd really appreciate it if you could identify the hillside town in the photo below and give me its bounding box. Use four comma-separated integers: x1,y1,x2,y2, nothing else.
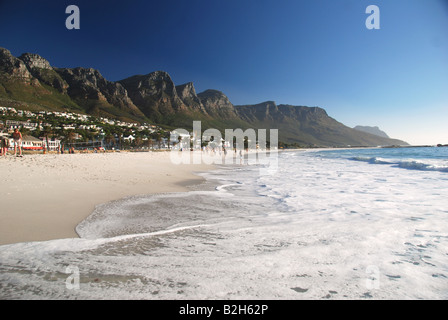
0,107,173,154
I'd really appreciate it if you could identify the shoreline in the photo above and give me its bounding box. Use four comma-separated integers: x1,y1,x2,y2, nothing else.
0,146,386,246
0,151,215,246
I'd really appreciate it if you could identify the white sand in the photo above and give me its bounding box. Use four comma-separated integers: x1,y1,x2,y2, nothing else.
0,151,214,245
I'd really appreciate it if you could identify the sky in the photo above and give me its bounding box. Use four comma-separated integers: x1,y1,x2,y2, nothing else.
0,0,447,145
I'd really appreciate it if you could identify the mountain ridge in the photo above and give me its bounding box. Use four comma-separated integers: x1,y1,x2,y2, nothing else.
353,125,390,138
0,47,408,147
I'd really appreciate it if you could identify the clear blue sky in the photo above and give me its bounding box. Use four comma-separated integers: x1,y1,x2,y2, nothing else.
1,0,447,145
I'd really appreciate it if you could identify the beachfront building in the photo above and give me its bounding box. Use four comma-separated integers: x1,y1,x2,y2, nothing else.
20,136,43,151
4,136,61,152
42,139,61,152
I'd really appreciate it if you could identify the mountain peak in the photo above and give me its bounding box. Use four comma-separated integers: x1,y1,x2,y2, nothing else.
197,89,226,97
19,53,52,70
175,82,206,113
0,47,33,81
118,70,186,121
353,125,390,138
197,89,237,119
176,82,197,97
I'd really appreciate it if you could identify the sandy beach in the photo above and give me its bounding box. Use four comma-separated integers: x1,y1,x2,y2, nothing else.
0,151,214,245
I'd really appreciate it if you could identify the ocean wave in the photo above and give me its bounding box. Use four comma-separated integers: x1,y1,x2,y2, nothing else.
397,160,448,172
350,156,391,165
349,156,448,173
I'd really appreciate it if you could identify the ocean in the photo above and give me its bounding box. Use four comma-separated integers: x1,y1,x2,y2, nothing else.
0,147,447,299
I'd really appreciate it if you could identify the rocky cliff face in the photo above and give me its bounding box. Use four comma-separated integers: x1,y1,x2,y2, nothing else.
197,89,238,119
235,101,281,123
54,67,145,118
55,67,136,111
235,101,408,146
0,48,34,83
118,71,188,122
175,82,207,113
0,48,144,120
18,53,68,93
18,53,52,70
235,102,329,125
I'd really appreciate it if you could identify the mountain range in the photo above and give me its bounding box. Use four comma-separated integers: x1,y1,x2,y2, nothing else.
0,47,408,147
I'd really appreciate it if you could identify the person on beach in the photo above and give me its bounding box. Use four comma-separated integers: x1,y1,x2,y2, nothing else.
1,136,10,156
12,129,23,157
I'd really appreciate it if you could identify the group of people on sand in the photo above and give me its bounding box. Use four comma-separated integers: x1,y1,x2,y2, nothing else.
1,128,23,157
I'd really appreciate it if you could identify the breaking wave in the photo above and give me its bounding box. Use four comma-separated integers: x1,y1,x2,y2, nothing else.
350,156,448,173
